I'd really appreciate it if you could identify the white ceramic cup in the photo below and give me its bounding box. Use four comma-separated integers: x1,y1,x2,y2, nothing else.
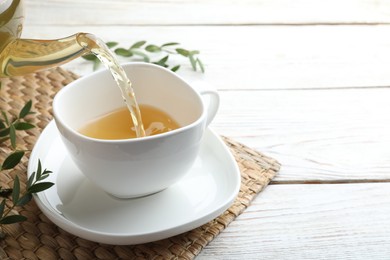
53,62,219,198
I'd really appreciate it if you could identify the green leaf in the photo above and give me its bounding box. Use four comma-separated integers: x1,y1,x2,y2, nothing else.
106,41,118,48
93,60,101,71
161,42,179,47
114,48,133,57
131,50,150,62
0,214,27,224
176,48,190,57
12,175,20,204
157,55,169,64
171,65,180,72
197,58,205,73
145,44,161,53
0,120,5,129
9,124,16,149
42,169,53,175
16,193,32,206
1,151,24,170
82,54,98,61
28,182,55,193
13,122,35,131
19,100,32,118
189,54,197,71
0,127,9,137
1,111,9,125
36,160,42,180
0,200,5,218
38,173,50,181
130,41,146,49
27,172,35,189
153,55,169,67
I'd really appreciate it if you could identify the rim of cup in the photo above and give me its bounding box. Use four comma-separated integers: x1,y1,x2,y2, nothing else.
53,62,207,144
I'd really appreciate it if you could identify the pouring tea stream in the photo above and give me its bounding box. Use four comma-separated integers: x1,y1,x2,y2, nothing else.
0,0,146,137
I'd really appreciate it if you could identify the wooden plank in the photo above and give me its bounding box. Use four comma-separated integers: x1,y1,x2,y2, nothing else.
198,183,390,259
22,25,390,90
212,88,390,182
20,24,390,181
25,0,390,25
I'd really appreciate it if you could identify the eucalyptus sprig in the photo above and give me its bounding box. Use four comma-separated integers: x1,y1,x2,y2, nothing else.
0,100,53,236
82,41,205,73
0,100,34,148
0,160,53,229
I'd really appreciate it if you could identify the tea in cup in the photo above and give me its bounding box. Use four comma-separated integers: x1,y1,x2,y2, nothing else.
78,104,180,139
53,62,219,198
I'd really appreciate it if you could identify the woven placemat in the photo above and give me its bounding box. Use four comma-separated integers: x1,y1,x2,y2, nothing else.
0,68,280,259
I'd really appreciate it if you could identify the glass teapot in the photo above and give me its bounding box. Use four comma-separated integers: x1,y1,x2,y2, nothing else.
0,0,90,77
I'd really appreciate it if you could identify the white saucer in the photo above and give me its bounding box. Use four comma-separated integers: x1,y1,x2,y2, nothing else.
27,121,240,245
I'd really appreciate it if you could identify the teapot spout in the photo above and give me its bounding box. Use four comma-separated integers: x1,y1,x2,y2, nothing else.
0,33,90,77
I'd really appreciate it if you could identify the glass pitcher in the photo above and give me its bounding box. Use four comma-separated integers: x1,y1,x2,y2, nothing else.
0,0,90,77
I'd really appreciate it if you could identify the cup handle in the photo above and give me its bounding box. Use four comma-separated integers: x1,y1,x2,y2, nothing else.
199,89,220,126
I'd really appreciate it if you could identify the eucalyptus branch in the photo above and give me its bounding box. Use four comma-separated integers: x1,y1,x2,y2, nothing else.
82,41,205,73
0,101,53,236
0,162,53,227
0,100,35,147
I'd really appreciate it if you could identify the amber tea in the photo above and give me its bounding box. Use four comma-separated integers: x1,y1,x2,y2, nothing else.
79,105,180,140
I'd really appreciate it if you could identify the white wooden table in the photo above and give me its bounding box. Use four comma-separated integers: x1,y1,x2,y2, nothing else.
24,1,390,258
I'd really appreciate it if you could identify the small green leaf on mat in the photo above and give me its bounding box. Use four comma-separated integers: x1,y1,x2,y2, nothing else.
0,214,27,224
1,151,24,170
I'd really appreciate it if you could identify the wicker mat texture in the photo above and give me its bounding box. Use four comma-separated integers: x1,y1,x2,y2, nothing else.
0,68,280,260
